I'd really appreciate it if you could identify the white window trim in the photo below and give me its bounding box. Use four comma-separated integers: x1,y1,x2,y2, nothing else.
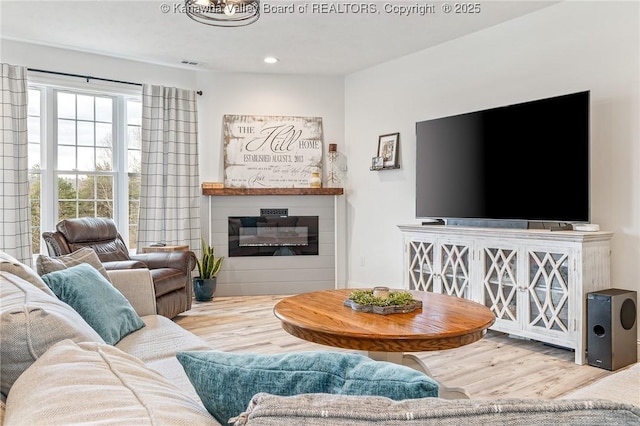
28,76,142,254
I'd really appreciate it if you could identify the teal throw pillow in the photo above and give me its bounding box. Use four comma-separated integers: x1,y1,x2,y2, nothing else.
176,351,439,424
41,263,145,345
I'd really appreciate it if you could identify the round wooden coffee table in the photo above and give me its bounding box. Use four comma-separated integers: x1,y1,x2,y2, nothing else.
273,289,495,398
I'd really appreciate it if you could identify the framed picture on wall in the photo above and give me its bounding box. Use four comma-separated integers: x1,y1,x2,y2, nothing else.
223,115,324,188
377,133,400,168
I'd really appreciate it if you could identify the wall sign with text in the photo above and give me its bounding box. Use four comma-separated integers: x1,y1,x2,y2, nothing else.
223,115,324,188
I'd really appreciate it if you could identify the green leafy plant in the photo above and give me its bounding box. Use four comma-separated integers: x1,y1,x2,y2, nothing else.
348,289,415,307
196,237,223,279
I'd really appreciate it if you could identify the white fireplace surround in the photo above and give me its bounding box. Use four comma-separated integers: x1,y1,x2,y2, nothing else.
201,193,346,296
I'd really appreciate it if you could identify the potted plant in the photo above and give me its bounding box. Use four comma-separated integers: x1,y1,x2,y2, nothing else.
193,238,224,302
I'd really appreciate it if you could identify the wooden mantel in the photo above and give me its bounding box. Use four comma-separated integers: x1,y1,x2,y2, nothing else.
202,187,344,196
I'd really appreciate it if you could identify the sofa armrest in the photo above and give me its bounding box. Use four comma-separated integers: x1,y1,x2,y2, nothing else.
561,363,640,406
131,251,196,274
103,260,147,270
107,269,157,316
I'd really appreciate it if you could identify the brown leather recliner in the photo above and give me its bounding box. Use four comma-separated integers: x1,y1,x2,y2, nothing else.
43,217,196,319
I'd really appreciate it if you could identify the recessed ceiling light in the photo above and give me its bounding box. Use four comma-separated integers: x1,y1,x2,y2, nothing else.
264,57,279,64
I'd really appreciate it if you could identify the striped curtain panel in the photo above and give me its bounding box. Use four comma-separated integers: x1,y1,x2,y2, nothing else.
138,85,200,252
0,64,32,265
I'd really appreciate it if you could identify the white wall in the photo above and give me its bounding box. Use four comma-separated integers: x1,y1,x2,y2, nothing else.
1,39,347,293
195,71,345,183
0,40,346,187
4,0,639,312
1,39,198,91
194,72,346,293
345,1,639,339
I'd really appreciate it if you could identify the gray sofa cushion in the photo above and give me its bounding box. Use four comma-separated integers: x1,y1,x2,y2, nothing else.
0,272,104,396
232,393,640,426
4,340,219,425
116,314,211,363
36,246,112,282
0,250,54,296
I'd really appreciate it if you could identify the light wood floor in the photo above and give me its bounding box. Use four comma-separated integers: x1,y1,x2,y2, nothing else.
174,294,613,400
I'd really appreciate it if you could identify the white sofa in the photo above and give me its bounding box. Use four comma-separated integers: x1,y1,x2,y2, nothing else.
562,361,640,405
0,252,220,425
0,251,638,425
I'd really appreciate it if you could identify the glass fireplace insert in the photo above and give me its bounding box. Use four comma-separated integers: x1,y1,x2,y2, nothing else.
228,215,319,257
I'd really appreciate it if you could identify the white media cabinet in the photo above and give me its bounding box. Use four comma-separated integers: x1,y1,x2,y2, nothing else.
398,224,613,364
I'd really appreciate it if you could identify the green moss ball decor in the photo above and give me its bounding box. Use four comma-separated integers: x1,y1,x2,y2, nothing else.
344,289,422,315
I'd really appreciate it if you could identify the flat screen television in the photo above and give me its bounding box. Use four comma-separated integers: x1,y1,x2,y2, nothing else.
415,91,590,225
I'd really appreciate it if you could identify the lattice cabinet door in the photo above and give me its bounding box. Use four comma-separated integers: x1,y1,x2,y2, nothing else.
482,247,519,327
439,243,472,299
399,224,613,365
407,240,435,292
525,250,572,338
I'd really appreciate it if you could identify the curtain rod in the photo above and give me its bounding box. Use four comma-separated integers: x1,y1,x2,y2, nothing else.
27,68,203,95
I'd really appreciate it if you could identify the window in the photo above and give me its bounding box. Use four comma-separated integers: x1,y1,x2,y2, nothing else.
28,85,141,255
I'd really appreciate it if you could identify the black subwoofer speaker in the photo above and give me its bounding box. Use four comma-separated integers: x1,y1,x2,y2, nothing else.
587,289,637,370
